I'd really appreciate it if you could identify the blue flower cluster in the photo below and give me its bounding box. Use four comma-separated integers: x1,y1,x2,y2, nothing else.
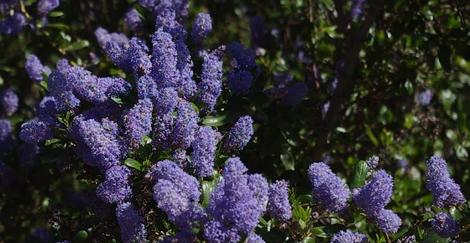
0,88,18,116
0,0,60,35
16,0,269,241
431,212,459,238
308,162,350,213
204,157,269,242
425,156,466,208
124,8,142,31
425,156,465,238
25,55,51,82
353,170,402,233
331,230,368,243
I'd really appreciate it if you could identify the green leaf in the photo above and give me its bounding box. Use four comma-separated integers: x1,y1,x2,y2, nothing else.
201,178,218,208
49,11,64,17
124,158,142,171
64,40,90,52
111,96,124,105
364,124,379,146
47,23,70,30
202,114,228,127
74,230,88,241
302,237,315,243
280,145,295,171
312,226,327,238
351,160,368,188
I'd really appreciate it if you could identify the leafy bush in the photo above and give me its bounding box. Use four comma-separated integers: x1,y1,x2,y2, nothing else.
0,0,469,242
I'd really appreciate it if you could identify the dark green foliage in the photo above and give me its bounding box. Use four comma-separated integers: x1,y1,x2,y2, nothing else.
0,0,469,242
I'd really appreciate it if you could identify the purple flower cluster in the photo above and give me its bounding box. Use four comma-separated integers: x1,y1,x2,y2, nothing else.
152,100,199,151
351,0,366,20
227,42,257,95
48,59,130,111
25,55,51,82
124,8,142,31
123,99,153,149
353,170,401,233
431,212,459,238
267,180,292,221
0,88,18,116
37,0,60,16
70,117,123,171
308,162,350,213
15,0,271,240
331,230,368,243
425,156,466,208
205,157,269,241
151,29,180,89
374,209,402,234
150,160,205,231
191,12,212,45
366,155,379,169
19,118,53,144
0,12,26,35
0,0,59,34
223,115,254,153
116,202,148,243
397,235,416,243
197,47,224,111
417,89,433,106
96,165,132,204
190,126,220,177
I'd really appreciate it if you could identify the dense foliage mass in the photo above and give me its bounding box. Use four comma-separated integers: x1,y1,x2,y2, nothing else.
0,0,469,242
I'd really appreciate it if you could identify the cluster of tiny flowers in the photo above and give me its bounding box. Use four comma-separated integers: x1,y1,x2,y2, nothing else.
0,0,26,35
205,157,269,242
124,8,142,31
365,155,379,169
308,162,350,213
116,202,148,243
149,160,205,232
123,99,153,149
417,89,433,106
0,88,18,116
16,0,287,241
25,55,51,82
37,0,60,16
397,235,416,243
191,12,212,45
330,230,368,243
97,165,132,204
0,0,60,34
351,0,367,20
197,48,224,111
190,126,220,177
425,156,466,208
223,115,254,153
227,42,258,95
267,180,292,221
352,170,401,233
431,212,459,238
